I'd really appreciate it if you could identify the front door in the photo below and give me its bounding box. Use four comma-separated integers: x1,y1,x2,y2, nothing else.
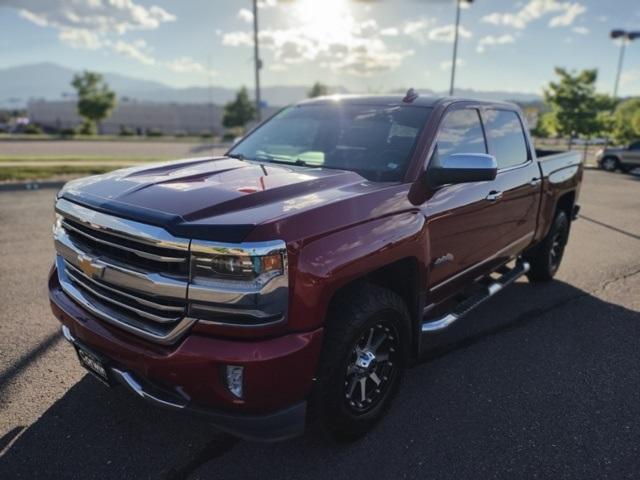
423,106,504,301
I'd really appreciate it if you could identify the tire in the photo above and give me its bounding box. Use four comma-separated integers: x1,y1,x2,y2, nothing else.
600,156,619,172
311,283,411,441
525,210,570,282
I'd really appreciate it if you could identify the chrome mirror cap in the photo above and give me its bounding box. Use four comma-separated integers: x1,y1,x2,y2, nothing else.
430,153,498,186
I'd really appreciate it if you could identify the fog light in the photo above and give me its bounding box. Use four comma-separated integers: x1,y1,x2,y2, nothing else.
225,365,244,398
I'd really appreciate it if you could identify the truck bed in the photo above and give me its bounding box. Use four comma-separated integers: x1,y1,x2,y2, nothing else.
535,149,582,178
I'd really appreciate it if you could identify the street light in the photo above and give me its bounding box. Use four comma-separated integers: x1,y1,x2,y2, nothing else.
610,29,640,98
449,0,473,96
253,0,262,121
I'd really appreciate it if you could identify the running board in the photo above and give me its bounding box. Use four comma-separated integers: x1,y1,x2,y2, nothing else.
421,261,530,333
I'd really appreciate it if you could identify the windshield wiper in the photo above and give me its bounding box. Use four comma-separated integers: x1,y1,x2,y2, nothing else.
227,153,247,160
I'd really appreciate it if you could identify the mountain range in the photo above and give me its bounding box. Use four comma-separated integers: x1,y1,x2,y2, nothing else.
0,62,542,108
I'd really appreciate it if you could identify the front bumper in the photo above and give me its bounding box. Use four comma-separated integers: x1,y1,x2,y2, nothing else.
60,324,307,442
49,269,324,442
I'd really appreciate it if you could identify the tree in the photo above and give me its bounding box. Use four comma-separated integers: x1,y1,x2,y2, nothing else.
543,68,603,148
222,87,256,130
308,82,329,98
71,71,116,135
531,112,556,138
611,98,640,144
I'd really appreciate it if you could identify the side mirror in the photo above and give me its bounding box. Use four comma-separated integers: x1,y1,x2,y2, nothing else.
429,153,498,187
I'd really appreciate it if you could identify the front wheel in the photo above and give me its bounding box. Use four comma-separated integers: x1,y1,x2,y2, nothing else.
311,284,410,441
525,210,570,282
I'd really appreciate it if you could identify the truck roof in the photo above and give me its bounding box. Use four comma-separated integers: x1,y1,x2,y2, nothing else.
297,93,518,110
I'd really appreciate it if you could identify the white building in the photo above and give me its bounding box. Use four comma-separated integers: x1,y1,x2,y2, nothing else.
27,99,276,135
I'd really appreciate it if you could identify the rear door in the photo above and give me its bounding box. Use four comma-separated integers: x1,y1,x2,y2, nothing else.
481,108,541,260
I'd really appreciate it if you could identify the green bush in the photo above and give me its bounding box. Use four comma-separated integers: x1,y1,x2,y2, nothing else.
23,123,43,134
119,125,135,136
146,128,164,137
77,121,97,135
59,128,76,138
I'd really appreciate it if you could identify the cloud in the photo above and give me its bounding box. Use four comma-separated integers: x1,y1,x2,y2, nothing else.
476,34,515,53
440,58,466,71
58,28,103,50
572,26,589,34
9,0,175,34
548,3,586,27
6,0,210,76
112,39,155,65
400,19,471,44
428,24,472,43
221,4,414,76
380,27,399,36
621,68,640,86
481,0,586,29
164,57,216,76
237,8,254,23
222,31,253,47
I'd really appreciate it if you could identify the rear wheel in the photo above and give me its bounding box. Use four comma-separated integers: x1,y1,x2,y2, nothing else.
525,210,570,282
311,284,410,441
600,156,619,172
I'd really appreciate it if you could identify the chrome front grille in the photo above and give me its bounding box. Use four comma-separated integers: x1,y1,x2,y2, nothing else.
54,198,194,345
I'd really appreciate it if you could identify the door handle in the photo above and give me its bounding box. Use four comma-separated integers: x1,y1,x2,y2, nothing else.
485,190,503,202
530,177,542,187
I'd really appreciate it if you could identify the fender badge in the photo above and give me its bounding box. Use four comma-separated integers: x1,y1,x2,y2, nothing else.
434,253,454,267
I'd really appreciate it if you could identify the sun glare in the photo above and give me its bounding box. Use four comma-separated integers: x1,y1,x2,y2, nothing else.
292,0,352,40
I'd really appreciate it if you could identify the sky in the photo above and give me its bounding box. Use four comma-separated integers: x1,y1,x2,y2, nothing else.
1,0,640,97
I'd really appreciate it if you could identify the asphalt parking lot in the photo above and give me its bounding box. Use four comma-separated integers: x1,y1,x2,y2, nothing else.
0,169,639,479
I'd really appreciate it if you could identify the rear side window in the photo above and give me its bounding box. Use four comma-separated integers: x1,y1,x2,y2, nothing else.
436,109,487,158
484,109,529,169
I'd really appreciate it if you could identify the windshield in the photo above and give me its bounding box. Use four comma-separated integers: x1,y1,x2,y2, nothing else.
228,103,432,182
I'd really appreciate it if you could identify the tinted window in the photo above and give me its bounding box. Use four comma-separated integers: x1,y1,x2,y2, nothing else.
484,109,529,168
229,104,432,182
629,141,640,150
436,109,486,158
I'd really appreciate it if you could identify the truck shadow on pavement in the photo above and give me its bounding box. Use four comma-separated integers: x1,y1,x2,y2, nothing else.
2,280,640,480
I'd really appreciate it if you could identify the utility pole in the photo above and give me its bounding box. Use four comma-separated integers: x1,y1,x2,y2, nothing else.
253,0,262,121
610,30,640,98
449,0,472,96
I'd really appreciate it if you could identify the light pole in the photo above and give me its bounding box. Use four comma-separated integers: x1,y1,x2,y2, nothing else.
449,0,472,96
253,0,262,121
610,29,640,98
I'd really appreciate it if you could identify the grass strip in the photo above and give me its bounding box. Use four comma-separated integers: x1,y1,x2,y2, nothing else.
0,165,122,181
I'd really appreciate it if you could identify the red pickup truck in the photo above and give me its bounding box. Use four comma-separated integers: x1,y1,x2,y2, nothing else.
49,94,582,441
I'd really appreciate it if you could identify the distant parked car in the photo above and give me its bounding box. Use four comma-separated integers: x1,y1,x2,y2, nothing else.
596,141,640,172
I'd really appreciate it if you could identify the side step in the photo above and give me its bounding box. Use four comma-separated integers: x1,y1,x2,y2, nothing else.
421,261,530,333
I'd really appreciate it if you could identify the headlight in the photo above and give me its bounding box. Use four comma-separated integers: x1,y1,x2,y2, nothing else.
190,241,286,286
188,240,289,327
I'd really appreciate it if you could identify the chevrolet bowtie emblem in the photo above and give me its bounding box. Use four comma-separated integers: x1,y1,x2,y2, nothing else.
77,254,105,278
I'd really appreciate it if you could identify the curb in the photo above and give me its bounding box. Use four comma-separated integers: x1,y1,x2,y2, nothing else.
0,181,66,192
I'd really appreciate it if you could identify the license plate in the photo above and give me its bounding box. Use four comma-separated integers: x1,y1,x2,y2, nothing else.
74,344,112,386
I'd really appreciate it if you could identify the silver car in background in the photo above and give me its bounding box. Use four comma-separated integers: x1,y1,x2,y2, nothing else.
596,141,640,172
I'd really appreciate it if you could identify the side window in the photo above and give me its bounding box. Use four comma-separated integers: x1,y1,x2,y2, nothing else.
629,141,640,151
436,109,487,158
484,109,529,169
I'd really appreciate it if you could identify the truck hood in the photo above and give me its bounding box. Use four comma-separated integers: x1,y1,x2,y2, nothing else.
59,156,376,242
